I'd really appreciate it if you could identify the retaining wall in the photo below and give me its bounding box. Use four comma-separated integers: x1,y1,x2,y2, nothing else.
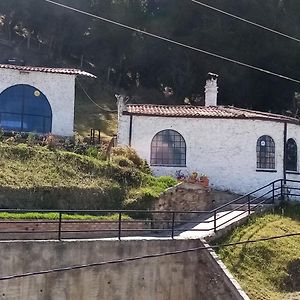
0,239,247,300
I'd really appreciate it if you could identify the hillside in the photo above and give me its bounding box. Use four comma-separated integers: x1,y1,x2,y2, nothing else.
217,205,300,300
2,1,300,116
0,142,176,211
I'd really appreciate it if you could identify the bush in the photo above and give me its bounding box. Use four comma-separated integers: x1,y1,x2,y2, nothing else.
26,132,38,146
112,155,134,168
10,143,34,160
111,146,144,168
44,134,59,150
86,146,99,158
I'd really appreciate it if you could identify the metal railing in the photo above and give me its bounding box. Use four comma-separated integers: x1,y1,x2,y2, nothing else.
0,179,298,241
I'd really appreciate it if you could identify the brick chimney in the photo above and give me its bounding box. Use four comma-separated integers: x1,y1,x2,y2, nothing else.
205,72,218,106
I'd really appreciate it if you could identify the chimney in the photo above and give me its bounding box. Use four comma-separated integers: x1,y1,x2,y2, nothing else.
205,72,218,106
115,94,126,122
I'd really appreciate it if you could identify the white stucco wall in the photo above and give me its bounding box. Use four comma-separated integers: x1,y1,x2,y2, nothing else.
0,68,76,136
118,113,300,195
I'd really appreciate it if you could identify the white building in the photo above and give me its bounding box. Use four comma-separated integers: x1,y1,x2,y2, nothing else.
117,74,300,195
0,64,95,136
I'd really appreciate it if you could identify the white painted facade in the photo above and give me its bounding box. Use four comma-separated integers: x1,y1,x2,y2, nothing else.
118,114,300,194
0,68,76,136
117,75,300,195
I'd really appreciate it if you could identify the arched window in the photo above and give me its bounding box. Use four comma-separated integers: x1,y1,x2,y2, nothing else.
0,84,52,133
286,138,297,171
151,129,186,166
256,135,275,169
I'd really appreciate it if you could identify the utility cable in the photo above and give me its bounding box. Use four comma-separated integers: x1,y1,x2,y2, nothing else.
0,232,299,281
44,0,300,84
191,0,300,43
76,79,117,113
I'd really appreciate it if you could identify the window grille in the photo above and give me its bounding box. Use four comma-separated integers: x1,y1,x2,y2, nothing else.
286,138,297,171
0,85,52,133
256,135,275,169
150,129,186,167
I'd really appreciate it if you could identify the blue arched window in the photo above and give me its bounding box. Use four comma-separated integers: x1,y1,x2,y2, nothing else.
151,129,186,166
0,85,52,133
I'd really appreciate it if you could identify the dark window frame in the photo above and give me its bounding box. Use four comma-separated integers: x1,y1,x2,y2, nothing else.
256,135,275,170
286,138,297,172
150,129,186,167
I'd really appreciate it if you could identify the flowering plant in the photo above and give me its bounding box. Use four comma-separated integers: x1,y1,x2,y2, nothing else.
176,170,209,187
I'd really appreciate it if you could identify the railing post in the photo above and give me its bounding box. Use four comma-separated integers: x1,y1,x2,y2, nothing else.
58,212,62,241
280,179,283,200
213,211,217,232
248,195,251,215
272,182,275,203
118,212,122,241
171,212,175,239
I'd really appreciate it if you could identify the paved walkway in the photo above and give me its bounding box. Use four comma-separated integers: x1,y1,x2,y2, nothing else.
99,208,254,241
174,210,251,239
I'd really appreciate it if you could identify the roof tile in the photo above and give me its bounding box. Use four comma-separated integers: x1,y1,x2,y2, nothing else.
125,104,299,124
0,64,96,78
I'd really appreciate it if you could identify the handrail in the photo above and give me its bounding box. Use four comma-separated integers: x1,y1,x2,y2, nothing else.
0,178,299,240
211,179,282,212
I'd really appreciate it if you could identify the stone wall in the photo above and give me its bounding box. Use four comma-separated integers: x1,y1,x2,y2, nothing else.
152,182,213,227
0,239,247,300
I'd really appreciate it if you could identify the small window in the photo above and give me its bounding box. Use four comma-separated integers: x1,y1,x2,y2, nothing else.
286,138,297,171
151,129,186,166
256,135,275,169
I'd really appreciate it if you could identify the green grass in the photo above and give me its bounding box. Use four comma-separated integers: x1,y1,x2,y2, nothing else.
0,142,177,212
74,84,117,137
216,204,300,300
0,212,131,220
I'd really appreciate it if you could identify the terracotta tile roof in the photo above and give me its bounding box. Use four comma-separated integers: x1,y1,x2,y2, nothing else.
125,104,300,124
0,64,96,78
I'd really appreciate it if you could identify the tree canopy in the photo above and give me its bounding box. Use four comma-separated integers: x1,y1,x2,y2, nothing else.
1,0,300,114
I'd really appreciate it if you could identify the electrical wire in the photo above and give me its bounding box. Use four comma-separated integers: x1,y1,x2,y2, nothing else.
44,0,300,84
76,79,117,113
1,232,299,281
191,0,300,43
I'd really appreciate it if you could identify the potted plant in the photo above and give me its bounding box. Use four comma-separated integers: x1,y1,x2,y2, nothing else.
200,174,209,187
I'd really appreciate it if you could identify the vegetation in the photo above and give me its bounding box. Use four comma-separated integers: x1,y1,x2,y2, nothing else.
0,212,131,221
216,204,300,300
0,142,177,212
1,1,300,136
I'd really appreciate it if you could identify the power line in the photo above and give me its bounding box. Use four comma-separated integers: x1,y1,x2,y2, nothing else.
76,79,117,113
1,232,299,281
44,0,300,84
191,0,300,43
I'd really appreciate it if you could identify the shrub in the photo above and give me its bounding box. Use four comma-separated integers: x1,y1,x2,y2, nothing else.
44,134,59,150
0,128,4,141
112,155,134,168
10,143,34,160
86,146,99,158
26,132,38,146
111,146,144,168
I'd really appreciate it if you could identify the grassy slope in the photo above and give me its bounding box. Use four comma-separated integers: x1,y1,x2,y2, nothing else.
217,205,300,300
0,143,176,211
74,83,118,138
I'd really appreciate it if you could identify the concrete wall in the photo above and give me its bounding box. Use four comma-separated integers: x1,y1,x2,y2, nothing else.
118,113,300,196
0,68,75,136
0,239,246,300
